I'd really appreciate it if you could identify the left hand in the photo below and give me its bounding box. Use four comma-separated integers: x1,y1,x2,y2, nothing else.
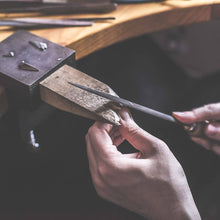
85,109,200,220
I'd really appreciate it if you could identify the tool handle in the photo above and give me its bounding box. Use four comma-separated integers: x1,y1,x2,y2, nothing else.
183,121,210,138
183,120,220,151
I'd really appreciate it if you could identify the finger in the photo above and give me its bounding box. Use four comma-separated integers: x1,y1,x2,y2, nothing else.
191,137,211,150
212,145,220,155
205,122,220,141
110,127,124,147
112,135,125,147
109,126,118,137
118,108,168,157
85,133,97,174
87,121,122,159
119,108,133,121
173,103,220,124
86,134,106,193
123,152,141,159
95,121,113,133
110,128,121,141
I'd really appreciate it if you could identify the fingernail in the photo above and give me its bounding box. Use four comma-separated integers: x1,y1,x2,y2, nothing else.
120,110,131,120
172,112,186,117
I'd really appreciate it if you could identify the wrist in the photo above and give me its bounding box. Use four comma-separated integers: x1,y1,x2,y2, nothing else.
168,187,201,220
141,182,201,220
175,196,201,220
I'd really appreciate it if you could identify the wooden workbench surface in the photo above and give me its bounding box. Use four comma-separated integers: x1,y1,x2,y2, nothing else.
0,0,219,117
0,0,218,60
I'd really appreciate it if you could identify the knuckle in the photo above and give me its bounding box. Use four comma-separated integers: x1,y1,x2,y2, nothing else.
124,123,140,139
205,104,215,113
192,104,214,116
203,103,220,117
192,108,201,117
152,139,167,153
155,139,166,147
87,125,98,137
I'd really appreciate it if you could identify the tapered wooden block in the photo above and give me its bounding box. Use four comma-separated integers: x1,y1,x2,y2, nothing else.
40,65,120,125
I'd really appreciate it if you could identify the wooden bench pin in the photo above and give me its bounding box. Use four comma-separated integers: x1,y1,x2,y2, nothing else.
0,31,120,131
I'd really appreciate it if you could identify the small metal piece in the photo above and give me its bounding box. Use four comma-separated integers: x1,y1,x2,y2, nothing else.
72,17,116,21
14,18,93,27
29,40,47,51
28,130,40,152
184,121,210,137
113,0,162,2
19,60,39,71
0,20,34,27
3,51,15,57
0,2,117,14
184,123,197,132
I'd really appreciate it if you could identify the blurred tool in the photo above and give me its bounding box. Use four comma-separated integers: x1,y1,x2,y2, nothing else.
0,1,117,14
68,82,212,139
0,17,115,28
112,0,163,3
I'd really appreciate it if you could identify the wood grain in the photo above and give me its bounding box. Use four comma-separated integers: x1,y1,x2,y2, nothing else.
0,0,218,117
40,65,121,125
0,0,214,60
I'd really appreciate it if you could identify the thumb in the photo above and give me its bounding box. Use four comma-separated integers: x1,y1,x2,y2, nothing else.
119,109,166,157
173,103,220,124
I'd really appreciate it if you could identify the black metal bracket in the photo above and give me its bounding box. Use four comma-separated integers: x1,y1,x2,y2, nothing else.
0,31,76,151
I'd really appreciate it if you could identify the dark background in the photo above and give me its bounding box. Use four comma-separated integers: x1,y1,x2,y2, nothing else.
1,35,220,219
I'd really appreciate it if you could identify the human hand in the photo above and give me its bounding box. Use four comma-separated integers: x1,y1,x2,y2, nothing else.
173,103,220,155
86,109,200,220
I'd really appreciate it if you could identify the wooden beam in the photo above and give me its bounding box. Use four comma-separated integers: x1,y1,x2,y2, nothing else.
40,65,121,125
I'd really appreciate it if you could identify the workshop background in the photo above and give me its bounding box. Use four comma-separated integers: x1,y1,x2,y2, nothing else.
1,20,220,219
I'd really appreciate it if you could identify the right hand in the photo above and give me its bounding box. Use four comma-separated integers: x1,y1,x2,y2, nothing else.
86,109,201,220
173,103,220,155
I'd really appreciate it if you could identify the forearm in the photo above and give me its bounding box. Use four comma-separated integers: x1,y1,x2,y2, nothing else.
168,178,201,220
141,197,201,220
167,184,201,220
140,173,201,220
173,199,201,220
